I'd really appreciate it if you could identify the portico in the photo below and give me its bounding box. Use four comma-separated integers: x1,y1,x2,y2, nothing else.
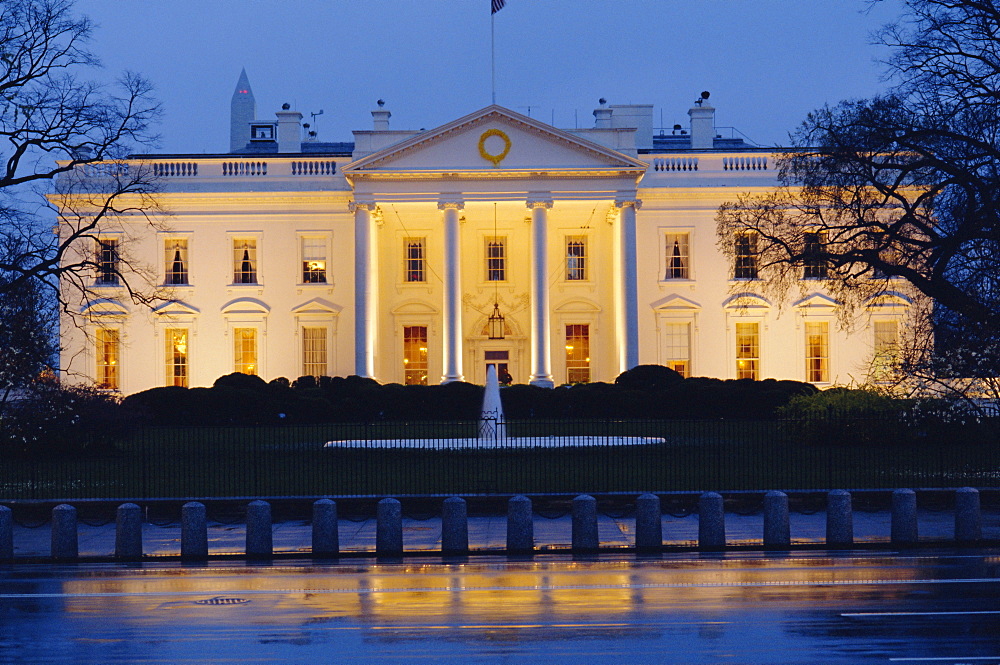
342,105,647,387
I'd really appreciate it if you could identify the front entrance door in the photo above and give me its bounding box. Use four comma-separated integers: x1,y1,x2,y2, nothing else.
485,350,512,385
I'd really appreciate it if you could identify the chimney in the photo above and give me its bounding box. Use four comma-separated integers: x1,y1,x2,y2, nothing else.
276,103,303,153
593,98,612,129
372,99,391,131
688,91,715,150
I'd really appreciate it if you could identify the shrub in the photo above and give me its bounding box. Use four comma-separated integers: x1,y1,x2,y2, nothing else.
778,388,913,446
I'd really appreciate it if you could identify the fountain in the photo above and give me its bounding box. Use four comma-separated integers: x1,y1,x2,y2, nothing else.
324,365,665,449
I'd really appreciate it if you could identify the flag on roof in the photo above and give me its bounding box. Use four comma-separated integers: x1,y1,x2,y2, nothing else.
491,0,505,14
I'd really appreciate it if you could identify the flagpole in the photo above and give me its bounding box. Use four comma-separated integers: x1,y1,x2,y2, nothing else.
491,11,496,104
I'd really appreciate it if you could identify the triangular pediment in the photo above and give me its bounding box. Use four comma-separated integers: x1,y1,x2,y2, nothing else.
343,105,647,176
81,298,129,316
291,297,342,315
651,294,702,311
152,300,200,316
794,293,841,310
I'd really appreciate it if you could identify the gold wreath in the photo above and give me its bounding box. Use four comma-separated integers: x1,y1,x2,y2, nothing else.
478,128,511,167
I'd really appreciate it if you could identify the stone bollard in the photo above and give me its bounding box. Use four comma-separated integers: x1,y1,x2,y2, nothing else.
376,498,403,558
181,501,208,560
891,488,918,546
955,487,982,544
572,495,599,553
763,491,790,550
115,503,143,560
312,499,339,557
507,495,534,555
635,493,663,552
51,504,78,560
826,490,853,547
441,496,468,556
246,500,273,559
0,505,12,561
698,492,726,551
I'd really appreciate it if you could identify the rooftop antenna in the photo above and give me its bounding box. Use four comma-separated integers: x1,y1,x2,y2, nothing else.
310,109,324,130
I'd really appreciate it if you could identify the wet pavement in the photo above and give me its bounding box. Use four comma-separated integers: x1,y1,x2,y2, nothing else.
1,550,999,663
9,505,1000,558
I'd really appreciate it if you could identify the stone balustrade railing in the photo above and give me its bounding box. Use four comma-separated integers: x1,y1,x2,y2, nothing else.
652,157,699,172
0,488,986,562
152,161,198,177
222,160,268,176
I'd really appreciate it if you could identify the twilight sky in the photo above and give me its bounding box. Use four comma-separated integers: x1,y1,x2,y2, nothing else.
76,0,905,155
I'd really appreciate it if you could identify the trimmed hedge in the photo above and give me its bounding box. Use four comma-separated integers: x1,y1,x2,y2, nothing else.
121,368,819,426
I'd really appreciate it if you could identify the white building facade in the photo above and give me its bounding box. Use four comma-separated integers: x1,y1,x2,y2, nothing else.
58,78,914,394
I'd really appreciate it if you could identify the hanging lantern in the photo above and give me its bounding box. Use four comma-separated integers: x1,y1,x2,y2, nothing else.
487,302,505,340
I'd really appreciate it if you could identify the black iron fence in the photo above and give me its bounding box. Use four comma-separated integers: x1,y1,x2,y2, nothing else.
1,417,998,500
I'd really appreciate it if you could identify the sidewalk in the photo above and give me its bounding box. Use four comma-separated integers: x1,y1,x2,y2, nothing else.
10,508,999,558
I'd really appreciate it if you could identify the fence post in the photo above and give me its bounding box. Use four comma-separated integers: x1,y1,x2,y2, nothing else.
955,487,981,544
51,504,78,560
635,493,662,551
507,495,533,555
0,505,12,561
115,503,143,560
181,501,208,560
826,490,853,547
698,492,726,551
891,488,918,546
441,496,468,556
376,498,403,558
312,499,339,557
572,494,599,553
763,491,790,550
246,500,273,559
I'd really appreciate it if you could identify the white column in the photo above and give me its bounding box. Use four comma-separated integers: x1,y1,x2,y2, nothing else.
528,196,554,388
439,200,464,383
615,198,641,373
352,201,377,378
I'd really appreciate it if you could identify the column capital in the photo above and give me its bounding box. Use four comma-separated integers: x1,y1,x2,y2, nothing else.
349,200,377,213
614,198,642,210
437,200,465,211
526,196,554,210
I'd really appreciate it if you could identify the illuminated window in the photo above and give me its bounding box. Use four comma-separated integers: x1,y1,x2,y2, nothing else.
663,322,690,378
164,239,189,285
233,239,257,284
96,328,120,390
565,324,590,384
403,326,428,385
302,326,327,377
405,238,426,283
734,232,758,280
803,231,828,279
566,236,587,281
165,328,188,387
664,233,690,279
96,238,119,285
872,320,900,381
805,321,829,383
486,236,506,281
735,322,759,379
301,237,327,283
233,327,257,375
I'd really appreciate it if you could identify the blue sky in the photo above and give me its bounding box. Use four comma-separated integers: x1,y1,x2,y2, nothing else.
77,0,904,154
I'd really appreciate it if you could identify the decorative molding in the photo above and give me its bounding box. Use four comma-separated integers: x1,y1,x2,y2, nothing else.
614,198,642,210
526,195,554,210
437,200,465,211
348,200,377,213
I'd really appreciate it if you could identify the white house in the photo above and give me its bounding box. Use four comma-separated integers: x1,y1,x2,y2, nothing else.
57,73,914,394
